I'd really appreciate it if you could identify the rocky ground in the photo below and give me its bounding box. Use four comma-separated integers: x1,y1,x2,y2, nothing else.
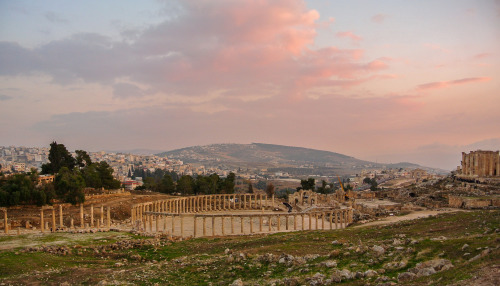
0,210,498,285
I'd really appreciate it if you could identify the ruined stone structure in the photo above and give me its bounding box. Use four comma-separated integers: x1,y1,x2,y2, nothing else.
132,194,353,238
288,189,346,206
459,150,500,177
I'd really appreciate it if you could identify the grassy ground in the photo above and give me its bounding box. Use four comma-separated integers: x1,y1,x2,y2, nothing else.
0,210,498,285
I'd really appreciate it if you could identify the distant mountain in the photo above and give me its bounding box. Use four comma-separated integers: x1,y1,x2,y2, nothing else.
157,143,441,175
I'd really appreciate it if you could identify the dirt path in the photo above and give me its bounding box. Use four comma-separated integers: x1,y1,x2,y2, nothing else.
354,208,463,228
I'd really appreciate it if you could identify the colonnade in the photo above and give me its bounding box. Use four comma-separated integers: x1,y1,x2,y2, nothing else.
137,209,353,237
131,194,272,222
39,204,111,233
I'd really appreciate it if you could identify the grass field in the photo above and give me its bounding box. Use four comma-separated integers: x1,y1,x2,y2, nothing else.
0,210,498,285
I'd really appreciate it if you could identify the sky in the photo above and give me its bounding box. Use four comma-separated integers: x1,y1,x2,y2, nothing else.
1,0,499,170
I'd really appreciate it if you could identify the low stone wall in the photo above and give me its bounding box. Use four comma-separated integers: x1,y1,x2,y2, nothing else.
448,195,499,209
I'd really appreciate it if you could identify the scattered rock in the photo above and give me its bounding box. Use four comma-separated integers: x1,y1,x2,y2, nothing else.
416,267,436,277
321,260,337,268
340,269,353,280
230,278,243,286
372,245,385,255
461,244,469,251
398,272,416,282
364,269,378,278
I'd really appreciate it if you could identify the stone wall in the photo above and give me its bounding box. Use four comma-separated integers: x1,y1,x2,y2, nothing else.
448,195,499,209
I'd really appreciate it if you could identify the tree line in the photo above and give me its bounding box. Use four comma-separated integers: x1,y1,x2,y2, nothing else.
134,170,237,196
0,141,121,207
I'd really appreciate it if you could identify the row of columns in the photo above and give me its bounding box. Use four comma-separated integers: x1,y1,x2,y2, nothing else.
132,194,275,222
39,204,111,233
139,208,353,238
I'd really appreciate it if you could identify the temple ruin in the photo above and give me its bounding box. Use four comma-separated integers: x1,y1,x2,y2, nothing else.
457,150,500,177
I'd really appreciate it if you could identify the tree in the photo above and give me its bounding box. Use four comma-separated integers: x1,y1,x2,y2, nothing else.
248,182,254,194
158,173,175,194
317,180,329,194
208,173,220,194
41,141,76,174
220,172,235,194
300,178,315,191
75,150,92,168
177,175,195,195
265,183,275,197
370,180,378,191
95,161,121,189
194,175,210,195
54,167,85,205
82,164,102,189
363,177,372,184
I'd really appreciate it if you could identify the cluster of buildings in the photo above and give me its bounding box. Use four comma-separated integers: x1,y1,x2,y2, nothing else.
0,146,50,173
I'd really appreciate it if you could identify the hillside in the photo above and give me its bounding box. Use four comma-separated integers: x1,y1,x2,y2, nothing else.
157,143,433,175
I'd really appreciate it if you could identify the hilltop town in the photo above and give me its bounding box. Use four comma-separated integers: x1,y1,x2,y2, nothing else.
0,144,445,194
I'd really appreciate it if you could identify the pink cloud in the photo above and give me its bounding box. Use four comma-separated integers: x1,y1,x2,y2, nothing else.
371,14,388,24
336,31,362,43
474,53,492,59
417,77,491,91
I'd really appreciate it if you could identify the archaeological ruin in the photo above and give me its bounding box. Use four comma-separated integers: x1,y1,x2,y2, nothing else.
457,150,500,177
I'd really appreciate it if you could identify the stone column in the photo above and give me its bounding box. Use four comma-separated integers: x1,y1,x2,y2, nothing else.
309,214,312,230
240,217,244,234
231,216,235,234
322,212,325,230
277,214,280,231
272,194,275,208
315,213,318,230
101,205,104,225
301,214,305,231
259,216,263,232
59,205,63,228
203,217,206,236
329,211,333,230
268,216,272,232
260,194,263,209
148,215,153,232
156,215,160,232
293,214,297,230
51,208,56,232
250,216,253,233
335,211,338,229
193,215,197,237
80,204,84,228
285,215,289,230
70,218,74,229
2,208,8,234
90,204,94,227
40,208,44,232
107,206,111,229
212,216,215,236
243,195,247,210
171,215,175,235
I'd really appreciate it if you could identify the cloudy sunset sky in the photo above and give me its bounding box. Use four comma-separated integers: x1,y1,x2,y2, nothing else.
1,0,499,170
